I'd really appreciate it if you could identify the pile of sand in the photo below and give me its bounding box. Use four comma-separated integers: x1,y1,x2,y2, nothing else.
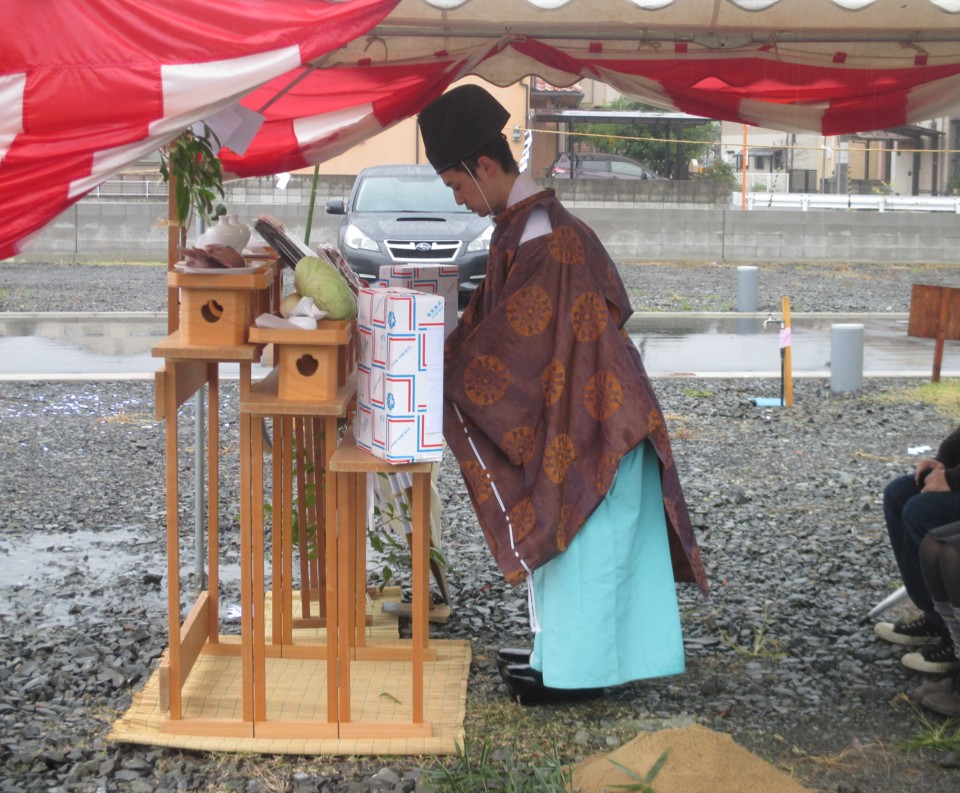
572,724,813,793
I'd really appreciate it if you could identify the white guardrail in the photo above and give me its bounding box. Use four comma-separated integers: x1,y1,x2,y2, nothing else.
732,192,960,212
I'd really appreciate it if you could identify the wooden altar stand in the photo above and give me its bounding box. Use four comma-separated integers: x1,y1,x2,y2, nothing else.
125,293,468,751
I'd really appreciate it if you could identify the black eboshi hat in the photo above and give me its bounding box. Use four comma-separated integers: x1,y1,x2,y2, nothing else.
417,85,511,173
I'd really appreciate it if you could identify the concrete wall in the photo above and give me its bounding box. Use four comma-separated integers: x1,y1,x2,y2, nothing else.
12,175,960,265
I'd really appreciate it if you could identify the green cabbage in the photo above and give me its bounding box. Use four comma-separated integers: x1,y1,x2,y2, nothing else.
294,256,358,320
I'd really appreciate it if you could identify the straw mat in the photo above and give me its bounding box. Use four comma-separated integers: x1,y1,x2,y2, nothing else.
110,589,470,755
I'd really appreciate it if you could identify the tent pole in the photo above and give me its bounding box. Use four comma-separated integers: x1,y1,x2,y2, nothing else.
304,164,320,246
741,125,748,209
167,174,180,334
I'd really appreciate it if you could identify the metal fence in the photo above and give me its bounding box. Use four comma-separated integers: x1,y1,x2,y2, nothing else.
84,173,325,201
733,192,960,212
87,176,170,199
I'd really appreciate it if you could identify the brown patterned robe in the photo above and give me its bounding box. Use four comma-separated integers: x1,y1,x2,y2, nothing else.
444,188,708,593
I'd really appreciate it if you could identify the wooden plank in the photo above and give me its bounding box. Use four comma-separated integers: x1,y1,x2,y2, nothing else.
908,283,960,382
253,721,339,740
241,369,356,416
153,361,208,420
159,719,254,738
908,283,960,339
329,430,433,474
338,721,434,740
197,643,243,657
353,646,439,662
167,266,273,291
176,592,213,692
152,330,264,362
275,644,331,660
248,319,354,347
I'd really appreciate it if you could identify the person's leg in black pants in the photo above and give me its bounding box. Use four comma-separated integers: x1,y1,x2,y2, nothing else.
883,474,960,624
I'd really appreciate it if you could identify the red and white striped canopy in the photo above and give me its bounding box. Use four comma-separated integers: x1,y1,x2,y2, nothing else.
4,0,960,259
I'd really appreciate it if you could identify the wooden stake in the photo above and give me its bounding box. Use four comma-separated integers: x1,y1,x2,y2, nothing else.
782,296,793,407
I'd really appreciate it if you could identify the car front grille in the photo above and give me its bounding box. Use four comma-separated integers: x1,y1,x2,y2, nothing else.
385,239,461,263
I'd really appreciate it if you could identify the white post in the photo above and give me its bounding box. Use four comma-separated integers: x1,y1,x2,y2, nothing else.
831,323,864,392
737,266,759,313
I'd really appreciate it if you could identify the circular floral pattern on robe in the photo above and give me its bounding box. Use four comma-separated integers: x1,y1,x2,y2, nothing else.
540,358,566,406
556,504,584,552
501,425,535,466
461,460,492,504
463,355,510,406
583,371,623,420
506,285,553,336
646,407,671,462
544,433,576,484
547,225,585,266
509,498,536,544
571,292,608,342
595,450,623,494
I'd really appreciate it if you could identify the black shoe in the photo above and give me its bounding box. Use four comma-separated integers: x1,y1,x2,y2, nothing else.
874,614,944,646
501,663,604,706
902,636,960,674
495,648,531,678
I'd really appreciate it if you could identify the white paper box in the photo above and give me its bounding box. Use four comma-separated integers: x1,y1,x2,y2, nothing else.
379,264,458,338
355,402,374,451
356,286,444,463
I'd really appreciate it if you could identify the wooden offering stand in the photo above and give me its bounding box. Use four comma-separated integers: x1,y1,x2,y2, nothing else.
328,430,436,737
152,261,277,737
153,272,439,741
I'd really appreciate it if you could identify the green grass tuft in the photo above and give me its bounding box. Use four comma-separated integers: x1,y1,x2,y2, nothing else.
423,739,575,792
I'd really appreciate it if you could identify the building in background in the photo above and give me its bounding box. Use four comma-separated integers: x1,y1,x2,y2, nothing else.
719,117,957,196
117,78,960,199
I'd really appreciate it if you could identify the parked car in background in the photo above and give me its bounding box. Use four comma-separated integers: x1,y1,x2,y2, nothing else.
546,152,663,180
325,164,492,303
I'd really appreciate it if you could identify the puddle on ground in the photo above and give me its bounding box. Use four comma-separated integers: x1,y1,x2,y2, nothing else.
1,312,957,377
630,315,960,375
0,526,164,624
0,523,248,628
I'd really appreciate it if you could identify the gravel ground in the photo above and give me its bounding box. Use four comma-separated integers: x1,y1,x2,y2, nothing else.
1,260,960,792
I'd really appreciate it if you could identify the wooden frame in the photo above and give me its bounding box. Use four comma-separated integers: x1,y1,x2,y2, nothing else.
151,335,264,728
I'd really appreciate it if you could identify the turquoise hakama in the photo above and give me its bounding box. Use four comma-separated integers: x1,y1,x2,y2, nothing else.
530,441,685,689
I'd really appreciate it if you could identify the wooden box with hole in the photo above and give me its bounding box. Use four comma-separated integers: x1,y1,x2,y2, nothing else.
248,320,356,402
169,266,274,346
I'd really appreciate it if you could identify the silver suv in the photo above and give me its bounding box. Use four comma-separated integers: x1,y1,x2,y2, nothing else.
325,164,492,302
547,152,662,180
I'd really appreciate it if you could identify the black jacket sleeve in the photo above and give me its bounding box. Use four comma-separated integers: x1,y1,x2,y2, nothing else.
935,426,960,491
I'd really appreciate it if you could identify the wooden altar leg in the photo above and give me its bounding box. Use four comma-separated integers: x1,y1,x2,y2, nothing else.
323,416,339,725
238,365,255,724
207,364,220,644
274,415,293,647
352,471,367,651
164,364,182,720
411,471,429,723
294,418,312,621
309,417,326,614
251,403,267,721
337,469,353,723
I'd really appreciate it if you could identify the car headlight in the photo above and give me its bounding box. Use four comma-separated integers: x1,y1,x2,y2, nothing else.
465,225,493,253
343,223,380,253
